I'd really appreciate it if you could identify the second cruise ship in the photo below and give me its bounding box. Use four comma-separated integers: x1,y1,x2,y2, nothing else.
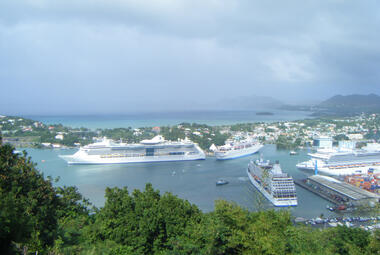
214,138,263,160
60,135,205,164
297,143,380,176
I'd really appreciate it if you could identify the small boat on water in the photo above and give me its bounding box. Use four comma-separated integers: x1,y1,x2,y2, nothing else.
290,151,298,155
216,179,229,186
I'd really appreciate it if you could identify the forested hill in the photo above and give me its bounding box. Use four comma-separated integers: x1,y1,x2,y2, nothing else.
316,94,380,115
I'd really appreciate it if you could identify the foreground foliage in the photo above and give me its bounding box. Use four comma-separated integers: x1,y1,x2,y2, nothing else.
1,144,380,254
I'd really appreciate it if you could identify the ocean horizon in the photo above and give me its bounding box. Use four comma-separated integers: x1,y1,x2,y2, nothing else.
23,109,312,129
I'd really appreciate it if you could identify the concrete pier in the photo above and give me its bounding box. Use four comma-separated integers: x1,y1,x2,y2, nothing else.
295,175,380,206
295,179,339,204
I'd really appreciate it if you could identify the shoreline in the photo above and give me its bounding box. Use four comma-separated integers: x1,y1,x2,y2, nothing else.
1,112,378,154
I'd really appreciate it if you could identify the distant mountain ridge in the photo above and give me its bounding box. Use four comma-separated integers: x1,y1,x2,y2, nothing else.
314,93,380,116
319,94,380,108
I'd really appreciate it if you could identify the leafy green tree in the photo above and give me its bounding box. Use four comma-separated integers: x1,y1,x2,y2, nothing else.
53,186,94,251
367,229,380,254
160,126,186,141
0,186,33,254
0,144,60,254
94,183,201,254
276,135,296,150
294,137,302,147
334,134,349,141
172,200,298,255
323,226,370,255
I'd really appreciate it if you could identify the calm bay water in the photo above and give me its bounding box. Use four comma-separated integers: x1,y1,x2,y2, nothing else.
24,110,312,129
18,110,333,218
23,145,337,219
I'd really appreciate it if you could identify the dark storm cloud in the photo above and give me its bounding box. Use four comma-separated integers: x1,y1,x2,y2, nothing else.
0,0,380,114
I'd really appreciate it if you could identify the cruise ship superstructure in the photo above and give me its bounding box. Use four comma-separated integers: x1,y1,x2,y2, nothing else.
60,136,205,164
215,138,263,160
297,143,380,176
247,158,297,207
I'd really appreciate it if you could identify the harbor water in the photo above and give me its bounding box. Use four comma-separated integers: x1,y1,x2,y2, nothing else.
22,145,338,219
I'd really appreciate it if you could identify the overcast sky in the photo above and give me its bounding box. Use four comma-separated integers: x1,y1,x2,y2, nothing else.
1,0,380,115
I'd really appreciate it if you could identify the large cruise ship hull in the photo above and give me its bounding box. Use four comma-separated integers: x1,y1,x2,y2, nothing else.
296,161,380,176
215,144,263,160
297,146,380,176
247,169,297,207
60,137,206,165
60,151,205,165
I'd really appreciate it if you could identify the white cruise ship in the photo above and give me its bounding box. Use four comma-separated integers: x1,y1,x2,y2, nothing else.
296,143,380,176
215,138,263,160
247,158,297,207
60,135,205,164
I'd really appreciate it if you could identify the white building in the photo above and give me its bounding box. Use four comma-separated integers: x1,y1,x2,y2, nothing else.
313,136,333,149
347,133,363,140
55,134,64,140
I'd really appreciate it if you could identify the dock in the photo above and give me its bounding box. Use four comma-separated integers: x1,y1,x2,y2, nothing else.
295,175,380,206
295,179,339,204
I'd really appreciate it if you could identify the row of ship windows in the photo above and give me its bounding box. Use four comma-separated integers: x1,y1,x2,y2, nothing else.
273,188,296,191
219,144,255,151
273,191,296,194
100,152,187,158
328,162,380,169
272,185,295,189
273,196,297,199
272,181,294,184
272,184,295,188
273,190,296,194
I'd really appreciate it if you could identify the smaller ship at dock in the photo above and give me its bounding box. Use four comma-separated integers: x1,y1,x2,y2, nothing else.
214,137,263,160
247,158,297,207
